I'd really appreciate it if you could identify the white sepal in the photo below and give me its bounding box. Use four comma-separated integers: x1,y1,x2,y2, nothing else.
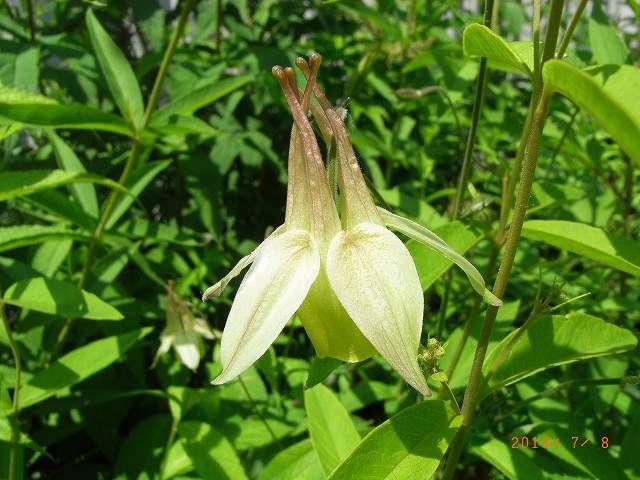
378,207,502,307
327,222,431,396
212,229,320,384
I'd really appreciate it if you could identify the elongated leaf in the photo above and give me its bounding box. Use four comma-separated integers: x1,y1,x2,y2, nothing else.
0,169,120,202
0,225,91,252
178,421,248,480
470,438,546,480
147,114,220,137
86,9,144,127
151,75,253,123
542,60,640,165
106,160,171,229
462,23,532,75
19,327,151,408
47,131,99,217
522,220,640,277
305,357,342,389
258,439,324,480
589,0,631,64
483,313,638,393
305,384,360,475
329,400,461,480
0,102,133,136
25,190,97,232
3,277,124,320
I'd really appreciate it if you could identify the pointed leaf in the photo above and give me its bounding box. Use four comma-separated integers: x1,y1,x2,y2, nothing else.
470,438,546,480
213,229,320,384
0,225,91,253
3,277,124,320
522,220,640,277
542,60,640,165
258,439,324,480
329,400,461,480
19,327,151,408
327,222,430,395
47,131,99,217
483,313,638,393
305,384,360,475
86,9,144,127
305,357,343,389
0,169,121,202
178,421,248,480
589,1,631,64
463,23,532,75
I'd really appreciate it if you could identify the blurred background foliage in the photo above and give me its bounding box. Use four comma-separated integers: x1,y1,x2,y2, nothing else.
0,0,638,478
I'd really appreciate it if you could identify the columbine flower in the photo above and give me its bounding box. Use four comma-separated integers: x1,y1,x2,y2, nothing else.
153,280,215,371
203,54,500,395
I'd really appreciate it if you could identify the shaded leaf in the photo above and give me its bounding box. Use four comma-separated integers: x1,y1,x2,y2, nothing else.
258,439,324,480
0,225,91,253
462,23,532,75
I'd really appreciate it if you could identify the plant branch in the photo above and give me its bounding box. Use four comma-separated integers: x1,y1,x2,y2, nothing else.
557,0,588,58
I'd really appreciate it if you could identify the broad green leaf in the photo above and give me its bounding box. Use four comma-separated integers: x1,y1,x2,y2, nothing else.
258,439,324,480
0,225,91,252
536,425,627,479
483,313,638,392
151,75,252,123
305,383,360,475
0,169,120,202
522,220,640,277
542,60,640,165
32,239,73,277
47,131,99,217
0,102,133,136
19,327,151,408
86,9,144,127
305,356,342,389
106,160,171,229
163,440,193,478
3,277,124,320
462,23,532,75
470,438,546,480
588,1,631,64
178,421,248,480
329,400,461,480
407,221,480,291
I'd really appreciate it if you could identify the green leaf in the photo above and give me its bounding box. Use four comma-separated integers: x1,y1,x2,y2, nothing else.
542,60,640,165
462,23,532,75
407,221,480,291
258,439,324,480
483,313,638,392
47,131,99,217
85,9,144,127
0,169,121,202
106,160,171,229
0,225,91,253
146,114,220,137
522,220,640,277
0,102,134,136
178,421,248,480
305,383,360,475
305,356,342,389
588,0,631,64
150,75,252,123
3,277,124,320
470,438,546,480
19,327,151,408
329,400,461,480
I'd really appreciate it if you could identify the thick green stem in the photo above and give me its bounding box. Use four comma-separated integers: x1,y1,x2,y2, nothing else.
442,88,552,480
26,0,35,41
1,292,22,480
50,0,197,359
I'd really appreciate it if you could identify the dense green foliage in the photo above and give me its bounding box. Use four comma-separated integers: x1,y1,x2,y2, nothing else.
0,0,638,478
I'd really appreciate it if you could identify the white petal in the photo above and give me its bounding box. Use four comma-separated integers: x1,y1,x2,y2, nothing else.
150,331,174,369
175,331,201,371
327,222,431,396
212,229,320,384
378,207,503,307
202,225,285,301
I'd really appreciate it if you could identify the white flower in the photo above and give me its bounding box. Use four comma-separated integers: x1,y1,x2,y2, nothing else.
203,54,500,395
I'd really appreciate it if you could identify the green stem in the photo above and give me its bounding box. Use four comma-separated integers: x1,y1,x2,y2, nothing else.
26,0,35,41
158,416,180,480
50,0,197,360
238,376,281,447
1,293,22,480
557,0,588,58
442,88,553,480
